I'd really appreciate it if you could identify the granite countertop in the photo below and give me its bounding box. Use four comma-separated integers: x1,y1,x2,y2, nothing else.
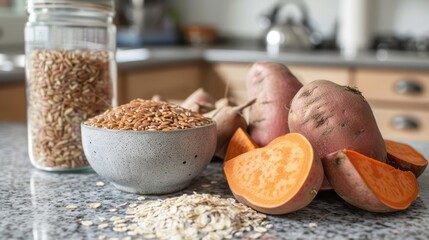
1,122,429,239
2,41,429,83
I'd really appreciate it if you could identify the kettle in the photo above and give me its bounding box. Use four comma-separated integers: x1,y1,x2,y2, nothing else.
261,2,320,52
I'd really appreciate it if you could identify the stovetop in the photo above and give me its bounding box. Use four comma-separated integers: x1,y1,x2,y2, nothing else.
371,34,429,53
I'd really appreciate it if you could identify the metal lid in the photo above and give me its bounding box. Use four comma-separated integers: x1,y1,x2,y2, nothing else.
27,0,115,13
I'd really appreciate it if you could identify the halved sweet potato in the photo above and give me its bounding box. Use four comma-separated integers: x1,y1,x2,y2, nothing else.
385,139,428,177
224,133,323,215
224,128,259,162
323,149,419,213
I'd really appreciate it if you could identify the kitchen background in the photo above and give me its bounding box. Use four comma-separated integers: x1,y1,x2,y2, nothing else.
168,0,429,40
1,0,429,141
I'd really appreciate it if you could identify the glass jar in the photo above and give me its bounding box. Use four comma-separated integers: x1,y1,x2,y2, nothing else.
25,0,117,171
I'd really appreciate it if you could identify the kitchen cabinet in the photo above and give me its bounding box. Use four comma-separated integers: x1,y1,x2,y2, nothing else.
118,62,204,104
0,82,26,121
353,68,429,141
205,62,350,105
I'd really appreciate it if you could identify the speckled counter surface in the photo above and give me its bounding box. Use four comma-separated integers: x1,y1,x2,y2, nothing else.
1,122,428,240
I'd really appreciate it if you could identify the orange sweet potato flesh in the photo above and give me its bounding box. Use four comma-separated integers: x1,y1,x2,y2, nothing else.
385,139,428,177
323,149,419,212
224,133,323,215
224,128,259,162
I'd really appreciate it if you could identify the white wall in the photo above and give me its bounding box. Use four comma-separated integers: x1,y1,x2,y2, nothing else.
167,0,429,40
374,0,429,37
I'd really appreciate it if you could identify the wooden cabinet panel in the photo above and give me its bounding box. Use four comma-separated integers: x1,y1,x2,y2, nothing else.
0,82,26,121
120,63,203,104
288,65,350,86
372,107,429,141
206,63,251,105
355,68,429,105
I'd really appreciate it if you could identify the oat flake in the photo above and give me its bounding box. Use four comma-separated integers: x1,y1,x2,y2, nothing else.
90,203,101,209
81,220,93,226
96,181,105,187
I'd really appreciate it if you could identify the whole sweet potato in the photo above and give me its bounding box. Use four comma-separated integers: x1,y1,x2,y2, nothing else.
288,80,387,189
246,62,303,146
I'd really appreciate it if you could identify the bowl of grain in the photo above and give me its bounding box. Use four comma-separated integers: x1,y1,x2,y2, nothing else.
81,99,216,194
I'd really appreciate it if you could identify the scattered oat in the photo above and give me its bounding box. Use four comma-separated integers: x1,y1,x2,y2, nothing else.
81,220,93,226
113,219,128,225
137,196,146,201
123,192,269,239
201,184,211,188
254,226,268,233
98,235,107,240
109,216,122,222
266,224,274,229
96,181,105,187
98,223,109,229
90,203,101,209
116,202,128,208
143,234,156,238
113,226,128,232
247,232,262,239
72,193,270,238
210,180,218,184
66,204,78,209
309,222,318,228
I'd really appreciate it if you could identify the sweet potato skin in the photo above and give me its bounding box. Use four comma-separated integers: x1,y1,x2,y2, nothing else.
247,62,302,146
288,80,387,164
322,150,393,212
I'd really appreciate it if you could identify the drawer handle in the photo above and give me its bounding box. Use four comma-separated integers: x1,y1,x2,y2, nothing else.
391,116,419,130
395,80,423,94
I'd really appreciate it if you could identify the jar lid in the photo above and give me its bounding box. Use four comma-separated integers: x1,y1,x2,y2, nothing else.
27,0,115,13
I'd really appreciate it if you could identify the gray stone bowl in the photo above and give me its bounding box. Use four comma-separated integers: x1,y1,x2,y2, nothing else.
81,122,216,194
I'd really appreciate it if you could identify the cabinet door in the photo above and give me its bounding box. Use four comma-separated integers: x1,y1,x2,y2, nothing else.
119,63,203,104
372,107,429,141
0,82,26,121
354,68,429,105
